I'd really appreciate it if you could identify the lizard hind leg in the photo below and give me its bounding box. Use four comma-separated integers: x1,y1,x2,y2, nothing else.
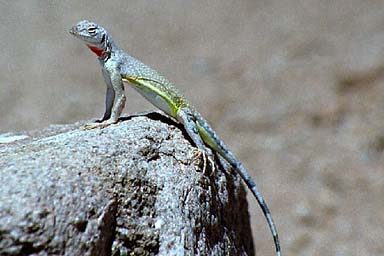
177,108,216,174
192,149,216,175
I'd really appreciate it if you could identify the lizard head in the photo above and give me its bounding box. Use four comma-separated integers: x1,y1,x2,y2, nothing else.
70,20,107,45
70,20,110,57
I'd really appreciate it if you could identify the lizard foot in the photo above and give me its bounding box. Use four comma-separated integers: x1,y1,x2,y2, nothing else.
193,149,216,175
83,120,116,130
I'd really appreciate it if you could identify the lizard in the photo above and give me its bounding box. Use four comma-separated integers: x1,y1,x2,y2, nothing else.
70,20,281,256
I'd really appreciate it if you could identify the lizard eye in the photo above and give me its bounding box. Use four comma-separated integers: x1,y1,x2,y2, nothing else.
87,26,97,35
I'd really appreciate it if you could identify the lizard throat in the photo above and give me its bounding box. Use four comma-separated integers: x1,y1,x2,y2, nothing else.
87,45,104,57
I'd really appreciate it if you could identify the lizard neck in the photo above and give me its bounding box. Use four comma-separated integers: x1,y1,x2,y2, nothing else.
87,34,117,62
87,45,105,57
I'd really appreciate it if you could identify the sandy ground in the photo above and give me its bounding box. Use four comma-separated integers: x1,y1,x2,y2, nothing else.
1,1,384,255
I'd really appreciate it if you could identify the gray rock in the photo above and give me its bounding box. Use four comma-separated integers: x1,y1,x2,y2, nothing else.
0,113,254,256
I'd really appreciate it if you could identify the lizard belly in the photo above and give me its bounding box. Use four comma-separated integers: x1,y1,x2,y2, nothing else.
123,79,176,117
139,90,174,116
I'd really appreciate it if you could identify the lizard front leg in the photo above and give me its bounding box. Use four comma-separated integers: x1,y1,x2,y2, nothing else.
108,71,126,123
95,86,115,122
96,69,116,122
84,70,126,129
177,107,215,173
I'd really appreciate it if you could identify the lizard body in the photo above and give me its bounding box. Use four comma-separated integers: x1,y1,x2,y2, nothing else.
70,20,281,256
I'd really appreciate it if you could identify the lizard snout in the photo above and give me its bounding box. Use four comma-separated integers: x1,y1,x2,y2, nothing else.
69,27,75,35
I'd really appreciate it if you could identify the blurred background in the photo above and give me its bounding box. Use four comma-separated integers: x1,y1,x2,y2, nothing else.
1,1,384,255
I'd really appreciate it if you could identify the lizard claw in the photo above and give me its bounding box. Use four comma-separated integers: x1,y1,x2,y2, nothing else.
193,149,216,175
83,120,116,130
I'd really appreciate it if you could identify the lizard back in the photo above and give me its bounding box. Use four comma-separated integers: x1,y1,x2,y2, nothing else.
117,51,189,117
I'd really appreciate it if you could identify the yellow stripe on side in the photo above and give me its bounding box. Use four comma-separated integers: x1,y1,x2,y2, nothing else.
196,122,222,153
122,76,180,118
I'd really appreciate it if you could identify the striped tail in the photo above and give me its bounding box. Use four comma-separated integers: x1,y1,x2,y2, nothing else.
232,159,281,256
195,112,281,256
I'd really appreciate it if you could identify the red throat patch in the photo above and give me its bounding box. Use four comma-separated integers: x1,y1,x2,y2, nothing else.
87,45,104,57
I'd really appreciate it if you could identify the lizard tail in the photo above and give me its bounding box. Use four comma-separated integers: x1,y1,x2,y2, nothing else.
232,159,281,256
195,113,281,256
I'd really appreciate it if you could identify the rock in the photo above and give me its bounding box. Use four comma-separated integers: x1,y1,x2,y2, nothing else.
0,112,254,256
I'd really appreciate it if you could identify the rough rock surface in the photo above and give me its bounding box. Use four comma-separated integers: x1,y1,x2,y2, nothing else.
0,113,254,256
